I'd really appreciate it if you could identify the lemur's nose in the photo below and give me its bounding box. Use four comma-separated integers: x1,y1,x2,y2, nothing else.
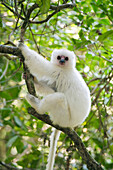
59,56,65,64
60,58,65,64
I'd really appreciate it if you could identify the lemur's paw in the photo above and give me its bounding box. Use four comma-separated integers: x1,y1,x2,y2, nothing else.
25,93,38,103
18,41,26,49
25,93,41,113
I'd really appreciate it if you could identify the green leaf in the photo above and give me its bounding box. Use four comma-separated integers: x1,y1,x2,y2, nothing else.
14,116,23,127
7,135,18,147
3,120,14,128
40,0,50,13
0,16,2,27
16,139,24,153
1,107,12,119
98,30,113,41
92,138,103,149
79,29,86,40
110,143,113,154
99,19,110,25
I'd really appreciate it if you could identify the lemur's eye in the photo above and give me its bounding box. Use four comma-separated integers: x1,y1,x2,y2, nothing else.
57,56,61,60
65,57,69,61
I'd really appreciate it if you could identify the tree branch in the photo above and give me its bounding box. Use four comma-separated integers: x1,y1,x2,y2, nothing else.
30,10,59,24
50,3,76,10
0,161,34,170
0,161,19,170
0,45,23,58
0,44,104,170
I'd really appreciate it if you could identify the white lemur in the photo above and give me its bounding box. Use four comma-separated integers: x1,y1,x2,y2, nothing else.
19,43,91,170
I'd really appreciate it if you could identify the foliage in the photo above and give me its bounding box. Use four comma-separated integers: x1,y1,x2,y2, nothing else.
0,0,113,169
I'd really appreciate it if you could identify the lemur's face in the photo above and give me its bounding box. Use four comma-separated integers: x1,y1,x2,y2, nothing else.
51,49,76,68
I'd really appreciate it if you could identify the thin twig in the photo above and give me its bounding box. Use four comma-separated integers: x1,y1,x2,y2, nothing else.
30,10,59,24
2,2,25,20
28,24,41,54
0,60,9,80
0,53,18,60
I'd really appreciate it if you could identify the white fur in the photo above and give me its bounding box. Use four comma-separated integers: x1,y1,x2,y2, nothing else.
51,49,76,68
19,43,91,170
46,129,61,170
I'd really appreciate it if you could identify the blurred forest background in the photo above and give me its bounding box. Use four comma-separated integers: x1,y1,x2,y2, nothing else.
0,0,113,169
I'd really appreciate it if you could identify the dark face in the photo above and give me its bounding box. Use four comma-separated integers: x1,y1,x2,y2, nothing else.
57,55,69,66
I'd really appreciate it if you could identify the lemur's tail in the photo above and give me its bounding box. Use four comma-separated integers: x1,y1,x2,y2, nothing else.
46,128,61,170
